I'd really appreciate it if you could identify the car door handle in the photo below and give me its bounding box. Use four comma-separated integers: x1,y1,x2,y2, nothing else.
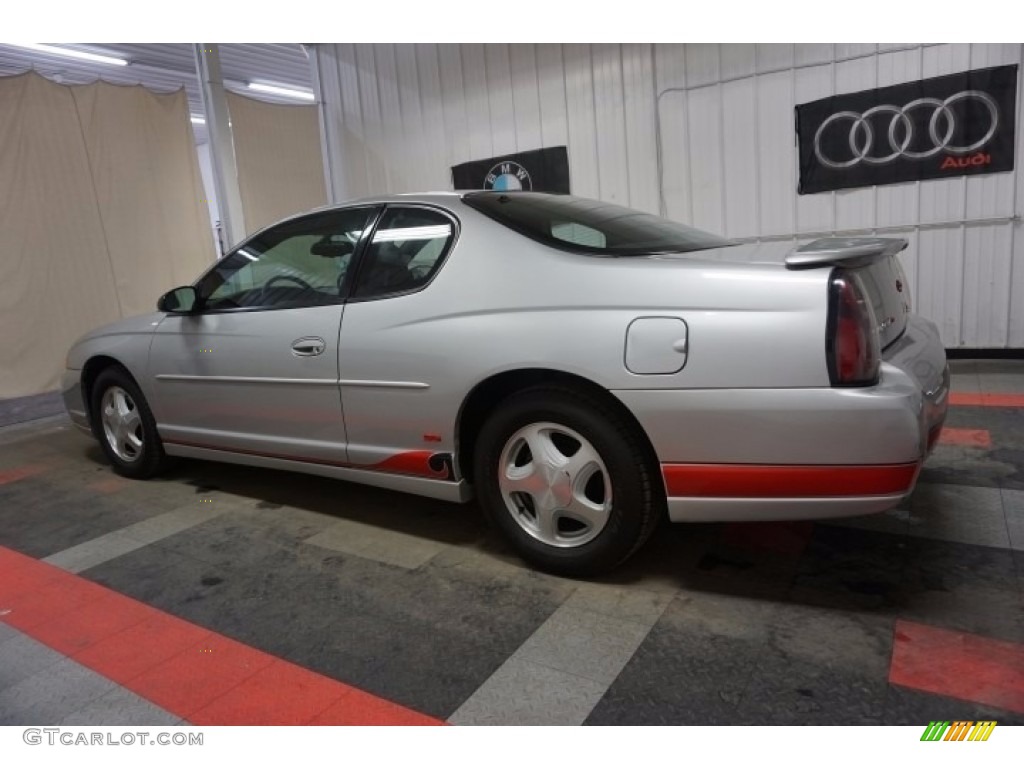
291,337,326,357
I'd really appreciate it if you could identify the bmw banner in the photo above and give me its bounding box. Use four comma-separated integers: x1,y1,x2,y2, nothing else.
451,146,570,193
796,64,1018,194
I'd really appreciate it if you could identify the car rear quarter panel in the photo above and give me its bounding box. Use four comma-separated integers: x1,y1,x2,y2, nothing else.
338,203,833,469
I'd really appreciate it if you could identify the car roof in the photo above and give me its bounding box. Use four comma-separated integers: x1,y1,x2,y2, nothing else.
244,191,568,245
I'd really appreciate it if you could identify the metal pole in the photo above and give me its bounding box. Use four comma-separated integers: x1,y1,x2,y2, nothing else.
306,44,340,205
194,44,247,248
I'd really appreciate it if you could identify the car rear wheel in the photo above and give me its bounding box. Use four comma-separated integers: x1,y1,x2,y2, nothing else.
474,385,662,576
91,367,167,479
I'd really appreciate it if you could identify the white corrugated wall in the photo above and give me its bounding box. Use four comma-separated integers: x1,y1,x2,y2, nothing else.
312,43,1024,349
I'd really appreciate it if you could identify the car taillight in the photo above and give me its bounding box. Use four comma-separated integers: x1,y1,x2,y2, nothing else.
827,270,880,387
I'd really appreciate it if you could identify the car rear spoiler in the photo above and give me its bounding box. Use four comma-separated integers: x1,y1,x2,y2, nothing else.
784,237,908,270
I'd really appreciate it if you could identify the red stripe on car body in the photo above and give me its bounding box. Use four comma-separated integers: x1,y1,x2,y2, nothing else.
662,462,920,497
163,439,451,480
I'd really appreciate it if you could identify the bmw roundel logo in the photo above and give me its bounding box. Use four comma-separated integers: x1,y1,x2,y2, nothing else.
484,161,532,191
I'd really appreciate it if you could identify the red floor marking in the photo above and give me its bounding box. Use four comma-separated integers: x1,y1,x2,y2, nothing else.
34,592,158,657
190,658,360,726
949,392,1024,408
75,613,212,684
0,547,64,600
1,575,109,633
889,619,1024,715
0,464,44,486
310,689,443,726
937,427,992,449
721,521,814,557
129,635,276,719
0,545,444,725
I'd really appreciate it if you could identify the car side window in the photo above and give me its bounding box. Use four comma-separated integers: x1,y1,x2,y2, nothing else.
196,207,377,311
351,208,455,299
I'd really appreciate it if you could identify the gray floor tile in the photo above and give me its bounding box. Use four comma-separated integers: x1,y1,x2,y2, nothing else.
0,658,115,725
58,686,180,726
560,583,675,625
305,518,450,570
947,360,978,375
0,634,66,691
123,504,229,545
0,414,70,446
1001,488,1024,552
43,531,145,573
904,483,1009,548
949,371,981,393
0,622,18,645
585,596,768,725
977,372,1024,394
512,606,656,685
449,657,607,725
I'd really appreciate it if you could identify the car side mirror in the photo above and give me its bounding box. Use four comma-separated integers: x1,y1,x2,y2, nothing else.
157,286,200,314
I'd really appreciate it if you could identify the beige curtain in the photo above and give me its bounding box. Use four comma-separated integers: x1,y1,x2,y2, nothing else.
71,81,213,317
0,72,214,399
226,91,327,235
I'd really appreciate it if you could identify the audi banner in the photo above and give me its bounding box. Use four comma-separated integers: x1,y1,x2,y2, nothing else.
451,146,570,193
796,64,1018,194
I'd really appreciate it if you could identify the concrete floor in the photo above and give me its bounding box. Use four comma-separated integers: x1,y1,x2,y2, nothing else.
1,359,1023,725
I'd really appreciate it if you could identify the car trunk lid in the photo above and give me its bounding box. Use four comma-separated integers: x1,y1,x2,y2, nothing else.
786,237,911,350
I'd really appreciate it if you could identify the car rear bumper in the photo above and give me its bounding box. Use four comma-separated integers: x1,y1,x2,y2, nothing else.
612,314,948,523
61,369,92,435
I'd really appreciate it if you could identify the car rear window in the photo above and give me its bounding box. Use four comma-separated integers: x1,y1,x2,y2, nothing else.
463,192,728,256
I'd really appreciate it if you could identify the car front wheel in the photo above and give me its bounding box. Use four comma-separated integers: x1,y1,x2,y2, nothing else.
91,366,167,479
474,385,662,576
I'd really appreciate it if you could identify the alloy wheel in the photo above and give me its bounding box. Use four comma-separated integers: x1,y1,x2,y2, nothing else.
100,385,144,463
497,421,612,548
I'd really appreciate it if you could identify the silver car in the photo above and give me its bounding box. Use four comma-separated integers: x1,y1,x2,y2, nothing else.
62,192,949,575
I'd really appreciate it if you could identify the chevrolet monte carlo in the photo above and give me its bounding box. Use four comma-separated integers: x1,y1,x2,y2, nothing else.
62,192,949,575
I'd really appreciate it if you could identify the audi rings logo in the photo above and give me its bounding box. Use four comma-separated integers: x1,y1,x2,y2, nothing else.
796,65,1018,194
813,90,1000,169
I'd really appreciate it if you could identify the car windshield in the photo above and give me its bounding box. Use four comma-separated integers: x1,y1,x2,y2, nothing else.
463,192,729,256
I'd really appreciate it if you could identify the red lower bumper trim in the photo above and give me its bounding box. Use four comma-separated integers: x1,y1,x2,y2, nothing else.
662,461,920,498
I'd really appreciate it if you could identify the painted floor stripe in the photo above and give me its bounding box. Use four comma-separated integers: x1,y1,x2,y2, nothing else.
305,518,448,571
889,619,1024,715
42,505,228,574
0,464,45,486
449,585,671,725
0,545,442,725
937,428,993,449
949,392,1024,408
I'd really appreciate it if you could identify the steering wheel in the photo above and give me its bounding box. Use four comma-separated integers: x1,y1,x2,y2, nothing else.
259,274,315,303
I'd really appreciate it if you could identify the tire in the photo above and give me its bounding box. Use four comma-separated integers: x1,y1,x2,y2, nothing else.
90,366,167,479
473,385,662,577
